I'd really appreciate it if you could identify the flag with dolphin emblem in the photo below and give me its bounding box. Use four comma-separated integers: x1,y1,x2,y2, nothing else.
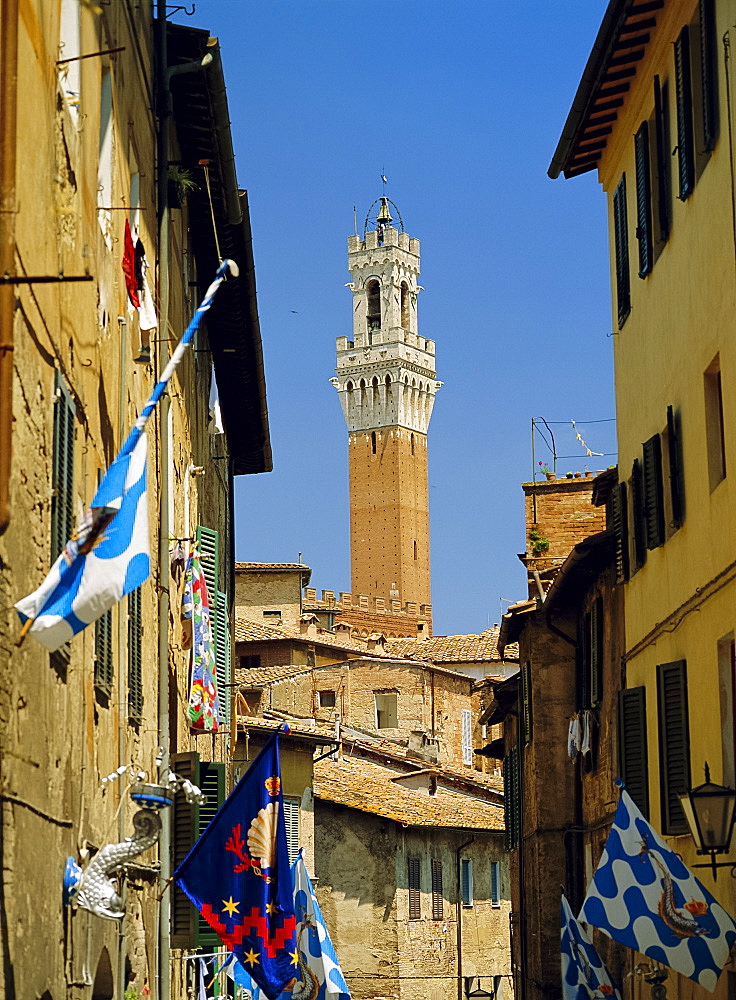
561,892,620,1000
15,259,238,651
580,782,736,992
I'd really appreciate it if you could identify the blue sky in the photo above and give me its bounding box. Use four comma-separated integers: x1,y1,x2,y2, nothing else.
175,1,615,635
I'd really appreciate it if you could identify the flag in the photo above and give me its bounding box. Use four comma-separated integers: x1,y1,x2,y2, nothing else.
561,892,620,1000
173,734,298,1000
198,957,209,1000
580,783,736,992
15,259,237,650
225,851,350,1000
182,550,220,732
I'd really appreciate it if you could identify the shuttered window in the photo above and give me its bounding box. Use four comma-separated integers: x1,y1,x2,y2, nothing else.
667,405,684,528
94,609,114,696
653,76,670,244
618,686,649,818
634,122,653,277
461,858,473,907
613,175,631,327
215,590,231,728
503,747,520,850
431,858,443,919
612,481,630,583
675,26,695,200
658,661,691,834
631,459,647,570
170,753,226,948
520,662,532,745
408,857,421,920
490,861,500,907
283,797,300,864
51,372,76,562
127,587,143,722
196,525,219,607
462,709,472,765
643,433,665,550
700,0,718,152
590,596,604,707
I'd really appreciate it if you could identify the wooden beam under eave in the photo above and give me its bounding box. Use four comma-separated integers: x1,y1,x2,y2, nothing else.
586,112,618,126
590,97,624,115
580,125,613,142
608,48,645,68
597,82,631,98
575,139,607,154
619,16,656,34
565,159,600,179
629,0,663,14
613,33,650,51
603,65,638,83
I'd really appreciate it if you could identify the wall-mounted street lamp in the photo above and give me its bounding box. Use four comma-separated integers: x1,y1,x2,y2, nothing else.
678,763,736,880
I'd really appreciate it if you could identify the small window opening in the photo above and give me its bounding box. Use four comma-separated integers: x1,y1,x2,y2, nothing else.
263,610,282,622
411,433,415,456
319,690,336,709
401,282,410,329
367,280,381,330
375,692,398,729
705,353,726,490
371,431,377,455
346,380,353,391
414,541,417,560
385,374,391,386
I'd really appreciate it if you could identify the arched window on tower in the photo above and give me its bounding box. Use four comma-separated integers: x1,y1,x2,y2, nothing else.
401,282,410,330
367,280,381,332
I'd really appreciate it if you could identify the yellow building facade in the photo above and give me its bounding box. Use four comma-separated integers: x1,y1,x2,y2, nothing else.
552,1,736,998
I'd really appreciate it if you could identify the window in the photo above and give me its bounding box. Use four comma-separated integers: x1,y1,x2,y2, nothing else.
462,709,472,765
94,609,114,697
52,372,76,562
413,540,417,560
699,0,718,152
630,458,647,571
618,686,649,818
718,634,736,787
319,690,336,709
589,596,604,707
461,858,473,907
634,122,653,278
371,431,377,455
239,654,261,670
366,280,381,330
666,405,684,529
401,282,410,329
408,857,421,920
612,481,630,583
283,797,300,864
431,858,443,919
263,610,282,622
674,26,695,200
503,747,520,850
657,660,691,834
128,587,143,722
613,175,630,327
196,525,220,601
411,433,415,456
520,662,532,744
490,861,501,907
642,433,665,550
705,354,727,490
653,76,671,246
375,692,397,729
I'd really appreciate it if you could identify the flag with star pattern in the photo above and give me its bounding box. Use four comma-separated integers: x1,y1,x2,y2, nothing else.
173,734,298,999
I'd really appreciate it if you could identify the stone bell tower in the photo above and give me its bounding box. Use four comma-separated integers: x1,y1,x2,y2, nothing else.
331,198,441,612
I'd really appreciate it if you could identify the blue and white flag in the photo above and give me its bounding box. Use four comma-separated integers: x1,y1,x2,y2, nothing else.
580,783,736,992
224,850,350,1000
561,892,620,1000
15,259,238,651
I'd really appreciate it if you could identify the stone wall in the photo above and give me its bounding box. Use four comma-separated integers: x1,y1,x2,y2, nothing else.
234,566,308,626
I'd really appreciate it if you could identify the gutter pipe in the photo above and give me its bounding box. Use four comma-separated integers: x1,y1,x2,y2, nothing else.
0,0,18,535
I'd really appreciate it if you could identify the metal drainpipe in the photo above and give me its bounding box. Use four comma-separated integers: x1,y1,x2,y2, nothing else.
456,837,475,1000
117,315,128,1000
0,0,18,536
155,4,171,998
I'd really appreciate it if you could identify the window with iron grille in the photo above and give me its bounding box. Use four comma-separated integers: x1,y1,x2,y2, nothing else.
94,608,114,696
431,858,443,919
408,857,421,920
50,373,76,675
128,587,143,722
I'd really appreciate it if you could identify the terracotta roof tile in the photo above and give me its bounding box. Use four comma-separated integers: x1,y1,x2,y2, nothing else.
235,562,312,572
386,627,519,663
234,615,393,657
314,755,504,830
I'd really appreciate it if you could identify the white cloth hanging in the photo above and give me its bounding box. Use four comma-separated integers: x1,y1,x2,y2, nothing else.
208,365,224,434
568,716,580,760
580,709,591,755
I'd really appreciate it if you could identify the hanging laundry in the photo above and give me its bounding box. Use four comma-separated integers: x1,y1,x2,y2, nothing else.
181,550,220,731
580,709,591,756
138,271,158,333
567,716,580,760
134,238,146,291
198,957,208,1000
208,365,224,435
121,220,140,308
170,539,186,587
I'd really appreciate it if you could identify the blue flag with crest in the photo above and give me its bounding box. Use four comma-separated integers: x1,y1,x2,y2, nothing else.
173,733,298,1000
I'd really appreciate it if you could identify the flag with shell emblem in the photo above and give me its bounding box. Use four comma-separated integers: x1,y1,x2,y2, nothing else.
580,783,736,992
561,892,620,1000
173,733,298,1000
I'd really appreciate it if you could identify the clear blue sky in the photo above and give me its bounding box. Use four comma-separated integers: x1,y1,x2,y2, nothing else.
174,1,616,636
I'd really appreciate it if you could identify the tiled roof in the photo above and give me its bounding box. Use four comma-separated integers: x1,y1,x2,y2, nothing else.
234,616,393,658
236,664,313,687
234,714,335,742
314,755,504,830
386,627,519,663
235,562,311,572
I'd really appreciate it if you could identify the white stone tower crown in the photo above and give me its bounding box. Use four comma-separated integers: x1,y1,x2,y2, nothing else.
331,201,442,433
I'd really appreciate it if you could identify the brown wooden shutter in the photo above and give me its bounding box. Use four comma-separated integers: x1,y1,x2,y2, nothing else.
408,857,421,919
171,751,200,948
643,433,665,549
631,459,647,569
674,26,695,200
590,596,604,707
653,76,670,243
634,122,653,277
431,858,443,919
618,687,649,818
657,661,691,834
503,755,511,851
511,745,520,849
700,0,718,151
613,175,631,327
667,405,684,528
612,481,630,583
521,662,532,745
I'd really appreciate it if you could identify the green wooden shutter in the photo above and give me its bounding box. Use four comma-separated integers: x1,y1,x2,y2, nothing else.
674,26,695,200
613,175,631,327
521,662,532,745
658,661,691,834
653,76,670,244
643,433,665,549
94,609,114,696
631,459,647,569
196,525,220,604
700,0,718,152
171,751,200,948
282,797,300,864
195,760,227,945
127,587,143,722
618,687,650,818
590,597,603,707
215,591,231,728
634,122,653,278
612,481,630,583
51,372,75,561
667,405,684,528
408,857,421,919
